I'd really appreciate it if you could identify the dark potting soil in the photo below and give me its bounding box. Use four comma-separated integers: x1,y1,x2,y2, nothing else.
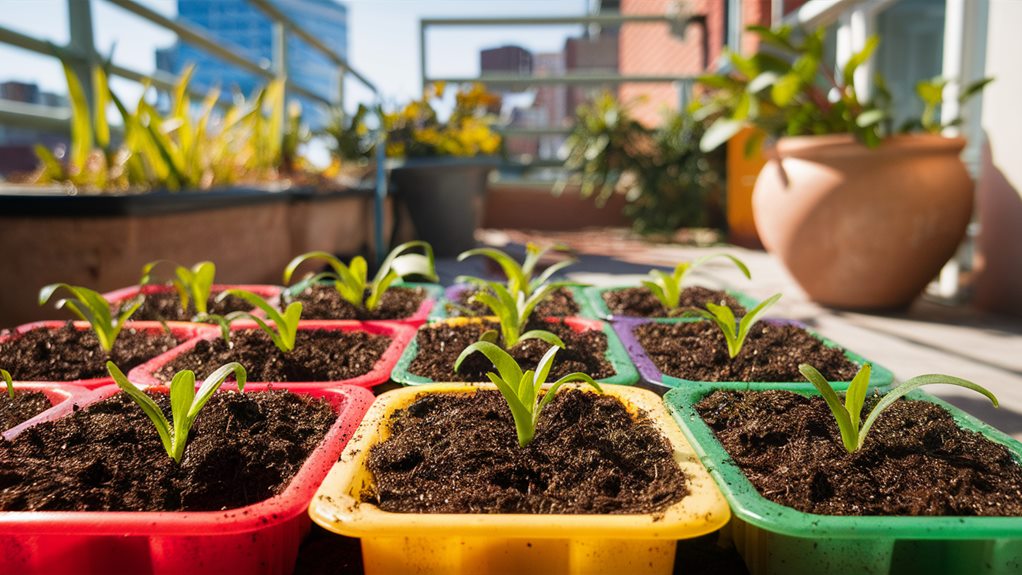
0,392,52,430
696,389,1022,516
0,390,335,512
119,289,255,321
635,320,858,382
156,329,391,383
0,323,184,381
408,319,614,382
603,286,746,318
447,286,580,317
365,388,688,514
282,284,426,320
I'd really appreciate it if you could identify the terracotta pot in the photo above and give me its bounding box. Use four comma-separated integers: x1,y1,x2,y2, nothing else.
753,134,973,310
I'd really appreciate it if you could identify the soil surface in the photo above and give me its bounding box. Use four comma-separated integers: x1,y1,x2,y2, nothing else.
696,389,1022,516
408,319,614,382
0,392,52,430
156,329,390,383
0,323,184,381
0,390,335,512
635,321,858,382
119,289,256,321
365,388,687,514
603,286,745,317
282,285,426,320
446,286,580,317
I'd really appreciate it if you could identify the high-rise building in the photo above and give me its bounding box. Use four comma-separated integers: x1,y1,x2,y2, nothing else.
155,0,348,128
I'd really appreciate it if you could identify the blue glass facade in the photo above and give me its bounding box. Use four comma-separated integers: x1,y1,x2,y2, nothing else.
156,0,348,128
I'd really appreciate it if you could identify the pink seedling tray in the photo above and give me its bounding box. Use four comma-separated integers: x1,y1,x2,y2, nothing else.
128,319,415,389
1,321,217,389
103,283,284,317
0,382,374,575
1,382,91,441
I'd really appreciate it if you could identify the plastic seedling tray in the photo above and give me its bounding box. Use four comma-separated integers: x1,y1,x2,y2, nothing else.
390,316,639,386
103,283,284,317
127,319,415,389
1,321,216,389
309,383,730,575
431,284,597,320
0,383,373,575
584,285,759,321
1,382,90,440
280,280,444,326
664,382,1022,575
612,317,894,391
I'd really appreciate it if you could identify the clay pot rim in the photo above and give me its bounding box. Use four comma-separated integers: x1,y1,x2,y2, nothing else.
775,133,966,160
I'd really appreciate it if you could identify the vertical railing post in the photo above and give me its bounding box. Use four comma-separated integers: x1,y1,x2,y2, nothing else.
67,0,97,107
337,65,346,119
271,20,288,87
419,22,428,92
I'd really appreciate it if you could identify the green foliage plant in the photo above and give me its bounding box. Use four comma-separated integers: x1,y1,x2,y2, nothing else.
469,280,566,350
38,283,142,352
1,369,12,399
457,243,577,300
107,361,246,463
215,290,302,353
685,293,782,359
643,254,751,311
139,260,216,316
799,363,999,453
454,341,601,447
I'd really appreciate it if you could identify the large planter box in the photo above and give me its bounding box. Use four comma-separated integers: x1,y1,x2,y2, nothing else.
611,317,894,391
309,383,731,575
128,320,415,389
391,316,639,386
1,321,215,389
0,383,374,575
665,382,1022,575
432,284,596,320
584,285,758,321
1,382,89,440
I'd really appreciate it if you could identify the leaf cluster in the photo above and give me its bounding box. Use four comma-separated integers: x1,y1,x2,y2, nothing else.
38,283,141,352
800,363,999,453
457,243,575,300
685,293,782,358
210,290,303,353
643,254,750,311
381,82,502,158
468,281,566,350
1,369,12,399
454,341,600,447
140,260,216,316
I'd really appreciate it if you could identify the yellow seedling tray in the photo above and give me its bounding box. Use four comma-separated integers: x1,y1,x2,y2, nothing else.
309,383,730,575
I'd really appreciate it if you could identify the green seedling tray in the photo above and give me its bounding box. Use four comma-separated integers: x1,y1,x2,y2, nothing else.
430,285,597,320
391,316,639,386
584,285,759,321
614,317,894,392
665,382,1022,575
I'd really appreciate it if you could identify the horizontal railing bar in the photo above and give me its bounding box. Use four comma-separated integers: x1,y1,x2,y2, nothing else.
0,24,82,61
429,74,695,86
497,126,573,136
422,13,682,26
0,100,72,134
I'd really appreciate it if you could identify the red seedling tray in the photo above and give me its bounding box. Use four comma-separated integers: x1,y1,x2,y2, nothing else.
0,383,374,575
127,320,416,389
103,283,284,317
2,321,216,389
1,382,91,440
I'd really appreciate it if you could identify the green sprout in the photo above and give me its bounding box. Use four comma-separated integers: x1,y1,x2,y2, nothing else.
642,254,751,311
140,260,217,315
2,369,12,399
107,361,246,463
799,363,999,453
470,280,566,349
685,293,782,358
457,242,577,299
39,283,143,352
283,241,438,312
455,341,601,447
215,290,302,353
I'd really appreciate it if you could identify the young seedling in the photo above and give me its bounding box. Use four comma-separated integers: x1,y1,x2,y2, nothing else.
471,280,565,349
282,241,438,311
107,361,247,463
1,369,12,399
139,260,217,315
38,283,143,353
642,253,751,311
799,363,999,453
455,341,601,447
685,293,782,358
457,242,577,299
215,290,302,353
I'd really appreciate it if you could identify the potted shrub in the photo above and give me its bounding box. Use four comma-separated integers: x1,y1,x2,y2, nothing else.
0,370,86,438
698,25,992,309
0,361,374,575
309,347,730,574
612,293,893,390
586,253,756,319
127,291,415,389
383,83,502,257
665,365,1021,574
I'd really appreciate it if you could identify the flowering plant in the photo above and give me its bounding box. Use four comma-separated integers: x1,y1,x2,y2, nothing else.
383,82,502,158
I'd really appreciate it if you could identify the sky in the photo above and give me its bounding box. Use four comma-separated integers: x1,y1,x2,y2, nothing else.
0,0,593,110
